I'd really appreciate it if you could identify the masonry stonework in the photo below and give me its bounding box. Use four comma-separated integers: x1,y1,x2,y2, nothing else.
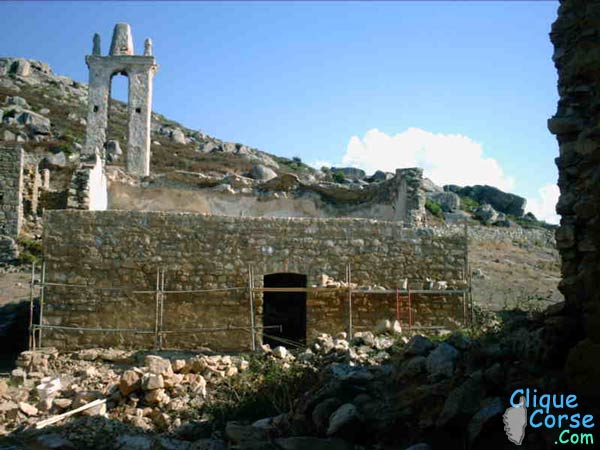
83,23,158,177
549,0,600,397
0,146,23,236
41,211,468,351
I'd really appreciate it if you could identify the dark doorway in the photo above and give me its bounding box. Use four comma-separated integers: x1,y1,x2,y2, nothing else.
263,273,307,347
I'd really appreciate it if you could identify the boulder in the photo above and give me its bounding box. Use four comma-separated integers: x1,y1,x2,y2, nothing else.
145,355,173,377
425,343,458,378
312,398,342,434
120,369,141,396
142,373,164,391
115,435,153,450
445,184,526,217
403,335,435,356
326,403,361,438
430,191,460,212
467,397,504,445
41,151,68,168
331,167,366,180
33,433,76,450
10,59,31,77
272,346,289,359
437,370,486,426
368,170,393,182
170,128,187,144
18,401,38,416
6,96,29,108
225,422,268,444
249,165,277,181
3,129,17,141
17,110,51,134
474,204,498,225
398,356,427,378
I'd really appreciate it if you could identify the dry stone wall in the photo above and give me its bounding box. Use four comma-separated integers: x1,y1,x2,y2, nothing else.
549,0,600,396
42,211,468,350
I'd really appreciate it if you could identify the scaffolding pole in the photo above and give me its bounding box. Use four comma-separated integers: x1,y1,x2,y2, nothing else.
28,262,36,350
159,268,165,349
38,261,46,349
154,267,160,349
347,264,353,339
248,264,257,351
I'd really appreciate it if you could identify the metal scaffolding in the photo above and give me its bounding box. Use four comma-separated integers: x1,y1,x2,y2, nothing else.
28,261,472,351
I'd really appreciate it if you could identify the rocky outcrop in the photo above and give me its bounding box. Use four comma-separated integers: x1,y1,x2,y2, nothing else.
445,184,527,217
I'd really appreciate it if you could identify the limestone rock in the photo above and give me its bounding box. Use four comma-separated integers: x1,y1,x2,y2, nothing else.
145,355,173,377
312,397,342,434
404,335,435,356
425,343,458,378
33,433,76,450
119,369,141,396
10,59,31,77
430,191,460,212
474,203,498,225
437,370,485,426
171,128,186,144
272,346,289,359
467,397,504,445
6,96,30,108
142,373,164,391
445,184,526,217
249,164,277,181
225,421,268,443
19,401,38,416
326,403,361,438
42,151,68,168
17,110,51,134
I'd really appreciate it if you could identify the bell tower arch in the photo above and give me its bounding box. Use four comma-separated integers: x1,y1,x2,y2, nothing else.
82,23,158,176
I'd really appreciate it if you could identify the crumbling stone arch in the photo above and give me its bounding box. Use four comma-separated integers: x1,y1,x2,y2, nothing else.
82,23,158,177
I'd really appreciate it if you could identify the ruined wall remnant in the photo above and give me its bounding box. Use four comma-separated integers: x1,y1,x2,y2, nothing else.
107,167,427,225
549,0,600,396
42,211,467,350
0,146,23,262
83,23,158,177
0,146,23,236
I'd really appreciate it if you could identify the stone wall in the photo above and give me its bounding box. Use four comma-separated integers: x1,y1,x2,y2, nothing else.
107,168,427,226
549,0,600,396
0,146,23,233
41,211,468,350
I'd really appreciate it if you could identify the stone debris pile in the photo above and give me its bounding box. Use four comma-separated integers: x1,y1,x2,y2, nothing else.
0,348,250,436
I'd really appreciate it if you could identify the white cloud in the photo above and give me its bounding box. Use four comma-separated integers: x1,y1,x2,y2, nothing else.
527,184,559,224
341,127,515,191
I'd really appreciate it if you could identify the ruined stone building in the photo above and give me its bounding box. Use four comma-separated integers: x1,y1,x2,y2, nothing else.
1,24,470,351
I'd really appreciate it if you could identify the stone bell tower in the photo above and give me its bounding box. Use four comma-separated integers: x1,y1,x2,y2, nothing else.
82,23,158,176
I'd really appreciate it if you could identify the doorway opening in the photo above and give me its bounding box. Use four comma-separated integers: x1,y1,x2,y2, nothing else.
263,273,307,347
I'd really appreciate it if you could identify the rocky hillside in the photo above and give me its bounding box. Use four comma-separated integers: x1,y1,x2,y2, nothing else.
0,58,320,186
1,57,555,232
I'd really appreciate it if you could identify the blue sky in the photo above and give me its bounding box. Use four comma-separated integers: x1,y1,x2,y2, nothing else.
0,1,560,222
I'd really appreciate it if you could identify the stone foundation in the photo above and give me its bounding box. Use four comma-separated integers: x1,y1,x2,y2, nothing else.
41,211,468,350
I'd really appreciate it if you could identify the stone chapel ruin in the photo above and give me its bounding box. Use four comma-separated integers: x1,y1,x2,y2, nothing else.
2,23,471,351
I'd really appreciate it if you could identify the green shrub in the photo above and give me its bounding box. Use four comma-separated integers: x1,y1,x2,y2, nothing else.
460,196,479,212
17,236,43,265
332,171,346,183
425,199,443,217
204,356,317,428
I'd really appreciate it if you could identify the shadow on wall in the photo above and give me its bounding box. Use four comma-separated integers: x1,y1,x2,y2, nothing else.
0,299,34,372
